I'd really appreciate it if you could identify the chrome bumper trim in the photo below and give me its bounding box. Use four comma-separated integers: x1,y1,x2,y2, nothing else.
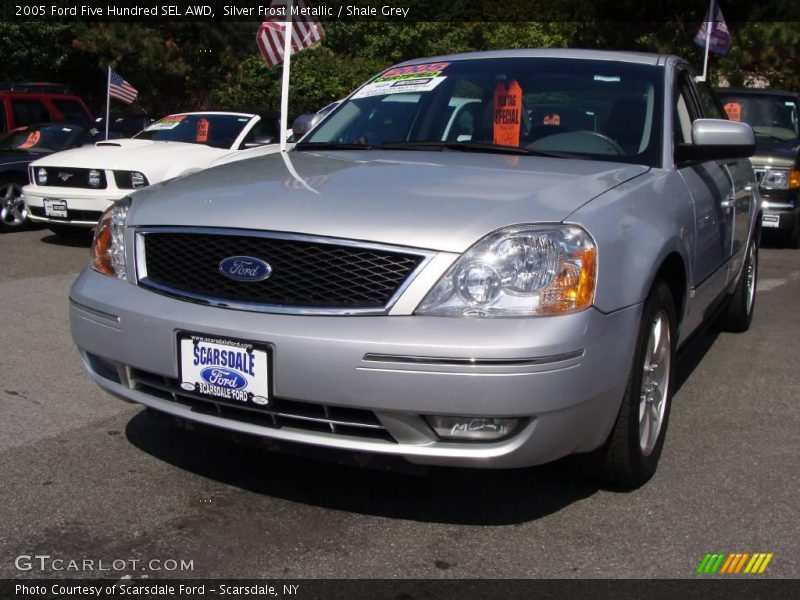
362,349,584,367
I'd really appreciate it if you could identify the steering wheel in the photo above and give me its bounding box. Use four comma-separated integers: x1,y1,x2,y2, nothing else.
528,129,625,156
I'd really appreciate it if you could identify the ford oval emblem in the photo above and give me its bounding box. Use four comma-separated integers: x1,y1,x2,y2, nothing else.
200,367,247,390
218,256,272,282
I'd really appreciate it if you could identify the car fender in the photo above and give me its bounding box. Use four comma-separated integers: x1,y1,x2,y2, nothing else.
566,168,693,316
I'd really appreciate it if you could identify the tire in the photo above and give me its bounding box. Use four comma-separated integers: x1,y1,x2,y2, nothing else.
48,224,94,239
0,178,28,232
588,280,677,489
717,236,758,333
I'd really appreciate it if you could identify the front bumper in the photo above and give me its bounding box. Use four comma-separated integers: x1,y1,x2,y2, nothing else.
760,191,799,232
70,268,642,469
23,184,125,227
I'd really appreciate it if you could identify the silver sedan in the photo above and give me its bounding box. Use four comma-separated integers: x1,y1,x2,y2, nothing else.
70,49,759,488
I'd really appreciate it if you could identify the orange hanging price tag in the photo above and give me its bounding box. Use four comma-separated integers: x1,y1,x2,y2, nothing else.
18,130,41,149
196,118,209,143
493,80,522,147
724,102,742,122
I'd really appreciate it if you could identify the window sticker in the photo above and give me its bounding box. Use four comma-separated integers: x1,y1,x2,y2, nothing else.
18,130,41,149
196,118,210,142
543,113,561,126
723,102,741,122
493,80,522,146
145,115,187,131
375,62,450,82
351,76,447,99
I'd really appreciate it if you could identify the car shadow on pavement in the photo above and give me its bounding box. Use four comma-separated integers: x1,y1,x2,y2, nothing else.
125,410,599,526
675,325,720,394
40,232,93,247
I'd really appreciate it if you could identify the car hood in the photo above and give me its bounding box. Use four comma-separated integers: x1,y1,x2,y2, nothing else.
751,136,799,168
0,151,39,167
28,139,227,171
129,150,649,253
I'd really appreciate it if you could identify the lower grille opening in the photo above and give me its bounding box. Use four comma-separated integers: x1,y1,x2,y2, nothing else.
128,368,396,443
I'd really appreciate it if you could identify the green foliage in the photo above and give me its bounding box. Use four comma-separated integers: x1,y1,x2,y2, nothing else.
3,18,798,119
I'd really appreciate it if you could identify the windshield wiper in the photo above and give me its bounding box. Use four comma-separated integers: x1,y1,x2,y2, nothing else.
376,141,573,158
294,141,375,151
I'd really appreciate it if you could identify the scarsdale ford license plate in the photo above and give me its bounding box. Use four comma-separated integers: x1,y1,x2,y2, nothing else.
178,334,270,407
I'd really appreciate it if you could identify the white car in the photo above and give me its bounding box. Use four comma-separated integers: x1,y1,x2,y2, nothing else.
23,111,281,234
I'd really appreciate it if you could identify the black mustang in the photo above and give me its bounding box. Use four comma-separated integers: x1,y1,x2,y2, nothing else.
0,123,95,232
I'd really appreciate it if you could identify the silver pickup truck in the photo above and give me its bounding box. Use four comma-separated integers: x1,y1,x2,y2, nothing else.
70,49,759,488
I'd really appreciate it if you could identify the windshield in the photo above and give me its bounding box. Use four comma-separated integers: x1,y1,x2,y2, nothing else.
717,93,800,141
300,57,664,166
0,124,84,154
134,114,253,149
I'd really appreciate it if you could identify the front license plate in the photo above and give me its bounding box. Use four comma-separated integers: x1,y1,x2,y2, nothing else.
43,198,68,219
178,333,271,408
762,214,780,228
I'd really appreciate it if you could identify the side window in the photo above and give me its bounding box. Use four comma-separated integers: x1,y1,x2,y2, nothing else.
694,81,725,119
12,99,51,126
674,72,697,146
52,99,91,125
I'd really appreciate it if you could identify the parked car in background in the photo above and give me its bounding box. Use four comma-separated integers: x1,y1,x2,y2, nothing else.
0,82,92,134
70,50,758,488
23,111,281,236
0,123,96,232
716,88,800,246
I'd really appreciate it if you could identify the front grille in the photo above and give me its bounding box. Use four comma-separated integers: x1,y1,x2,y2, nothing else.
38,167,107,189
139,231,426,312
29,206,103,222
129,368,396,443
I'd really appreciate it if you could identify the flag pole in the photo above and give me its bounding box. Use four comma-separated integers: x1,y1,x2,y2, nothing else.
699,0,714,82
105,66,111,140
279,0,294,152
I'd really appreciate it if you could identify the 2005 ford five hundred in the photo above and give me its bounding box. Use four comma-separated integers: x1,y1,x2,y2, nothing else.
70,50,760,487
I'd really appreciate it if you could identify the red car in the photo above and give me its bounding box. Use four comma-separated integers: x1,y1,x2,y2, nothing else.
0,83,93,134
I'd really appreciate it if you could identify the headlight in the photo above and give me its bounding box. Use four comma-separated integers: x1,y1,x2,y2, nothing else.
761,168,800,190
36,167,47,185
416,224,597,317
130,171,147,188
113,170,149,189
88,169,102,188
91,197,130,279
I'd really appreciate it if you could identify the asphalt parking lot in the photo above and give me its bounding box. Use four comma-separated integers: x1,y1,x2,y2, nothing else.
1,226,798,580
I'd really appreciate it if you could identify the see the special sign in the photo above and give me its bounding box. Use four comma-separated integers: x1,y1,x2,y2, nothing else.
493,80,522,146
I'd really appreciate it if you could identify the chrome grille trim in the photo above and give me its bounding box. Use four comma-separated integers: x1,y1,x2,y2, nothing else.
133,226,435,316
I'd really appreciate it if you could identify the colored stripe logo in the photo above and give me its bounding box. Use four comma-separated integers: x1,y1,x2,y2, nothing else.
696,552,773,574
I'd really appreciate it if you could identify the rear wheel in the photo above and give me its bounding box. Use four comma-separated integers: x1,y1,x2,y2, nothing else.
0,178,27,232
717,236,758,332
589,280,676,488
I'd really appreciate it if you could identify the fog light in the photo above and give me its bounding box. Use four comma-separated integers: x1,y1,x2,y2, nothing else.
36,167,47,185
426,416,520,441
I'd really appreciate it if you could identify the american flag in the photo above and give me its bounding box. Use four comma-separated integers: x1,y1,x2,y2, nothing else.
109,70,138,104
256,0,325,69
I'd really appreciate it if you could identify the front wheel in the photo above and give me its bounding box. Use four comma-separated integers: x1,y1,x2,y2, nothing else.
588,280,677,488
0,179,28,232
717,236,758,332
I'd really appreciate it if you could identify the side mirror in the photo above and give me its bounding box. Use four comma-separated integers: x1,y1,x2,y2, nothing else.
676,119,755,165
291,113,323,140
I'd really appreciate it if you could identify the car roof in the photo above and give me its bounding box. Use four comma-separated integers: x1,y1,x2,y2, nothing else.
160,111,259,118
392,48,671,68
